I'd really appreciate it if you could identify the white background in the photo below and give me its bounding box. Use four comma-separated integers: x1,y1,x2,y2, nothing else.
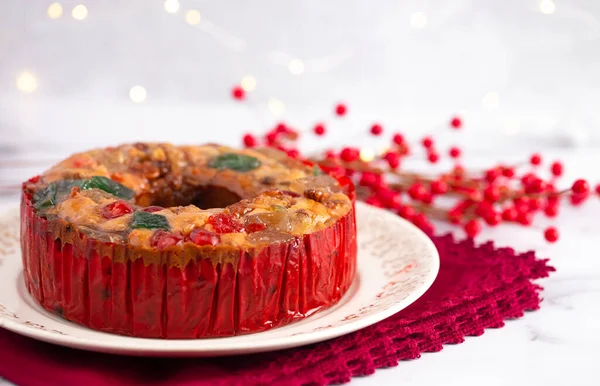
1,1,600,385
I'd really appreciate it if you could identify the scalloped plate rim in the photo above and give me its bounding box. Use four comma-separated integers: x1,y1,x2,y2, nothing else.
0,201,439,357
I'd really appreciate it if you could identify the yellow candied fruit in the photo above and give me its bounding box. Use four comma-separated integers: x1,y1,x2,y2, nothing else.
152,147,167,162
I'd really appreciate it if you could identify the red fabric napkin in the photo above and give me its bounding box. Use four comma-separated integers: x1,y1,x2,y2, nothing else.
0,235,554,386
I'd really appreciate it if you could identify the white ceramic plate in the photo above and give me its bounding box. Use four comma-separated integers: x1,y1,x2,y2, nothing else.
0,202,439,357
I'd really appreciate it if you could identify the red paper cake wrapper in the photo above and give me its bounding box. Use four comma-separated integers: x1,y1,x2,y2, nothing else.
20,176,357,338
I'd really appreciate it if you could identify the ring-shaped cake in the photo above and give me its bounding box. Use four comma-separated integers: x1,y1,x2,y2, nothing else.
20,143,357,338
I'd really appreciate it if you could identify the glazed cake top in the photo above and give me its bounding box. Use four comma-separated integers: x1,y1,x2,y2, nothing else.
24,143,353,250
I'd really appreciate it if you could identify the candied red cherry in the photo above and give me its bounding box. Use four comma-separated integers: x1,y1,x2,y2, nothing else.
151,230,183,250
141,206,164,213
101,200,134,219
189,228,220,246
246,223,267,233
207,213,245,233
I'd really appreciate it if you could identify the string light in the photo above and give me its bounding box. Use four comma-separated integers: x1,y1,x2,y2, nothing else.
360,149,375,162
47,3,63,19
16,71,38,93
482,91,500,111
268,98,286,117
241,75,257,92
410,12,427,28
288,58,305,75
539,0,556,14
164,0,180,14
71,4,88,20
129,86,147,103
185,10,201,25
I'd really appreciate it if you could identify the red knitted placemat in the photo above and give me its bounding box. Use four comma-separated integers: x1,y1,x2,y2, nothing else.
0,234,554,386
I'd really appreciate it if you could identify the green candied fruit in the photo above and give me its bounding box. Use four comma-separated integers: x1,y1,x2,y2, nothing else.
312,165,323,176
33,179,85,210
131,211,170,230
81,176,134,200
208,153,261,172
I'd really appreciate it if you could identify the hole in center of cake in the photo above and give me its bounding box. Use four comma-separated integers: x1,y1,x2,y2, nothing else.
189,185,242,209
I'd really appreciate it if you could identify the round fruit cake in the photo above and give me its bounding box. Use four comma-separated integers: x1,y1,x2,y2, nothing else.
20,143,357,338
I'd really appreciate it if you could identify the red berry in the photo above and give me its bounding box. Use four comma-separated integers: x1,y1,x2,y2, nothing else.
427,152,439,164
151,230,183,250
544,227,559,243
383,151,400,169
365,196,383,208
430,179,448,195
464,219,481,238
140,206,164,213
102,200,134,219
529,197,542,211
408,183,427,200
189,228,220,246
324,149,337,159
376,188,402,209
392,133,405,145
483,185,501,202
484,211,502,226
370,123,383,136
448,209,462,224
517,211,533,226
449,146,461,159
502,207,518,222
485,168,501,183
274,123,288,133
286,149,300,159
502,167,515,178
359,172,379,187
207,213,245,234
450,116,462,129
335,103,347,116
243,134,257,148
525,178,546,194
397,205,416,220
313,123,326,136
550,161,563,177
544,204,558,218
596,183,600,196
530,153,542,166
422,136,434,149
340,147,360,162
232,86,245,100
571,179,590,195
570,192,589,206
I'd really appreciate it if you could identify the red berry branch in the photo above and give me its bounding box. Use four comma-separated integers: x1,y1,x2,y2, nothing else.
237,98,597,243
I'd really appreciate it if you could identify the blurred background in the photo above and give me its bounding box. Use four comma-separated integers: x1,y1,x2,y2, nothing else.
2,0,600,185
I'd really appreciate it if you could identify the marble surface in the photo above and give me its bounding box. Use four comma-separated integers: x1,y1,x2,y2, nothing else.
2,1,600,384
0,146,599,386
